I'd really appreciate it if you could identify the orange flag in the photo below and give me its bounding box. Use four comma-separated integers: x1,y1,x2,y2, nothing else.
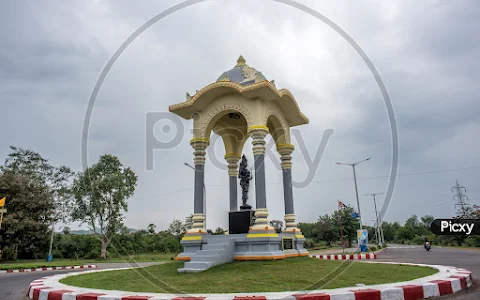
0,197,5,207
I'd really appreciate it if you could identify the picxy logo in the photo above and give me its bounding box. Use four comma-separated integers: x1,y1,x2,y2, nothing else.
431,219,480,236
440,221,474,235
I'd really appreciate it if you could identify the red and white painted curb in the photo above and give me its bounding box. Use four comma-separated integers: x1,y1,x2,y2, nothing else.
0,264,96,274
310,253,378,260
27,262,473,300
309,247,387,260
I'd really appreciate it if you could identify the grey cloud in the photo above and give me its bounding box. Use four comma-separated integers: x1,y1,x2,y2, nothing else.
1,0,479,231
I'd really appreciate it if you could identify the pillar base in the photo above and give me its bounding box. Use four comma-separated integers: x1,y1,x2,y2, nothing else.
284,227,302,234
185,228,208,235
187,213,207,234
284,213,300,234
249,208,276,234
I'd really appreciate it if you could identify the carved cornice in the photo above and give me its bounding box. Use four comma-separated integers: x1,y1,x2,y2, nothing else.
168,81,308,125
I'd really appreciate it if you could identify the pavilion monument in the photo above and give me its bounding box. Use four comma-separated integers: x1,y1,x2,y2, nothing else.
169,56,309,272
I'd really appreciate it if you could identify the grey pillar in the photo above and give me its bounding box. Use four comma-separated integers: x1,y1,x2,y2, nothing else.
254,154,267,209
226,155,240,211
282,169,294,214
249,127,270,230
229,176,237,211
189,138,208,233
279,144,298,233
194,164,205,214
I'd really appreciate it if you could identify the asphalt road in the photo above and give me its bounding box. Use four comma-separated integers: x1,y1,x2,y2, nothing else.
0,262,160,300
376,245,480,299
2,247,479,300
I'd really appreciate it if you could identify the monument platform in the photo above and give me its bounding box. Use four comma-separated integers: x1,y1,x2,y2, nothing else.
175,232,308,272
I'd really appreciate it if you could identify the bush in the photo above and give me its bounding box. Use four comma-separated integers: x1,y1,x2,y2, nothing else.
304,239,316,249
412,235,425,245
464,236,480,247
51,249,63,259
369,246,377,252
1,246,18,261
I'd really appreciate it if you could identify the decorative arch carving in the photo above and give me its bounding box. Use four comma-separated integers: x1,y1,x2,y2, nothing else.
264,105,290,145
199,103,254,139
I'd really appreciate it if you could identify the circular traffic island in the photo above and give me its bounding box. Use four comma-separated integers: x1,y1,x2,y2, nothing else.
59,257,437,294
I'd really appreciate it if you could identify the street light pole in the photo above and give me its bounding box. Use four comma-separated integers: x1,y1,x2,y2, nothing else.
184,162,206,230
336,158,370,230
366,192,384,246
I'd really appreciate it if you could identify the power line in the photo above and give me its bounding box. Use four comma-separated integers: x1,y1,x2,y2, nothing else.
311,166,480,184
134,166,479,201
205,165,480,187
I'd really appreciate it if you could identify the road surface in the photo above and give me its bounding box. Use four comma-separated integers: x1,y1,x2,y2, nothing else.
376,245,480,299
0,262,160,300
2,246,479,299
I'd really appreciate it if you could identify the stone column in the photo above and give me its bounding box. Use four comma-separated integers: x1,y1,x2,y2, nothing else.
278,144,300,233
225,154,241,211
248,126,274,231
186,138,208,234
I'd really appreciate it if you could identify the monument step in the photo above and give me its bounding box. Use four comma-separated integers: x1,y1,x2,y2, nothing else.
177,268,205,273
197,249,225,256
203,244,230,250
190,255,218,262
183,261,214,270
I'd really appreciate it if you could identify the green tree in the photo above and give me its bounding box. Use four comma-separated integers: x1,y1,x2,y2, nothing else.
405,215,420,230
1,146,75,259
63,227,71,235
298,222,317,239
167,219,185,238
332,204,359,247
147,223,156,234
381,221,400,242
119,225,130,235
396,227,415,242
71,154,137,258
420,215,434,228
0,171,55,259
315,214,337,246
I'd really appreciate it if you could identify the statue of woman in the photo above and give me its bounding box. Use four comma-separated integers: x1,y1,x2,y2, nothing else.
238,155,253,210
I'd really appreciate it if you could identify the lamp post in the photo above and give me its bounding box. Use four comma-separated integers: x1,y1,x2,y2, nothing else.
184,162,207,230
335,158,370,230
366,192,384,246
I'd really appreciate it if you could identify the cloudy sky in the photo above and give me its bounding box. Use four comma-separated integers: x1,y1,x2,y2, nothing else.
1,0,479,232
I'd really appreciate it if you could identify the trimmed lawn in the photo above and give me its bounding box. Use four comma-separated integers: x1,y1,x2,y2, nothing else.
60,257,437,293
0,253,175,270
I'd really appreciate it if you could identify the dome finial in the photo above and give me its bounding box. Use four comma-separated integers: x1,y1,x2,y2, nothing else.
235,55,246,67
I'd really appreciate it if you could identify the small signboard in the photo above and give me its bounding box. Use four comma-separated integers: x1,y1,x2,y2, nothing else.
357,229,369,252
282,237,294,251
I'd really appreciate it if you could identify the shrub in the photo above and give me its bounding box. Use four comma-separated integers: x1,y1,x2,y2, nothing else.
412,235,424,245
1,246,18,261
304,239,316,249
464,236,480,247
369,246,377,252
51,249,63,259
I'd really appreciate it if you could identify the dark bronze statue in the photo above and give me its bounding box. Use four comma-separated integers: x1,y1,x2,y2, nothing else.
238,155,253,210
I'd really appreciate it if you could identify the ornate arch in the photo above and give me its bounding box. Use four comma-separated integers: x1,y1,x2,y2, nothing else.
264,105,291,145
199,103,254,140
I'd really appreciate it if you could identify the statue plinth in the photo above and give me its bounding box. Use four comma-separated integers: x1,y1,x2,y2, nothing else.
229,210,255,234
